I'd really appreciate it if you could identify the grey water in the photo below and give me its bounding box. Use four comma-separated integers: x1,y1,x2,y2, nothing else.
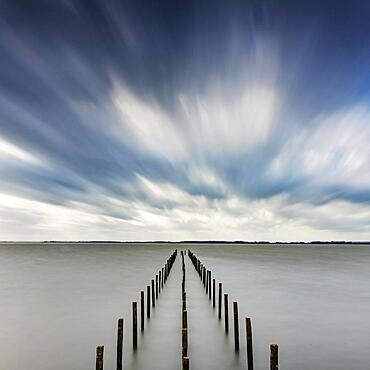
0,243,369,370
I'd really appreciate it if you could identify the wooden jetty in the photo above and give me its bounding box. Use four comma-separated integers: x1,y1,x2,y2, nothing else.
93,248,279,370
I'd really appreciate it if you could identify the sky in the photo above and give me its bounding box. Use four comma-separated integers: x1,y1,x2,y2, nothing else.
0,0,370,241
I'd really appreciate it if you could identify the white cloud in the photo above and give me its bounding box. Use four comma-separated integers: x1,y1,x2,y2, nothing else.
108,76,279,162
269,104,370,189
0,136,41,164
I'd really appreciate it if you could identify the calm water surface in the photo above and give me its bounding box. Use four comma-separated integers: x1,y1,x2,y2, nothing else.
0,243,369,370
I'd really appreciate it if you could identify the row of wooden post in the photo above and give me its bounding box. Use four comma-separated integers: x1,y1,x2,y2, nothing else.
187,250,279,370
181,250,189,370
95,249,178,370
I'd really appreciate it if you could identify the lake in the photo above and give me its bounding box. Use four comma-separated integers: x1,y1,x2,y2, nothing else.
0,243,369,370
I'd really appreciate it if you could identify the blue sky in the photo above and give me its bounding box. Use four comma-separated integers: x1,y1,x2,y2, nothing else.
1,0,370,241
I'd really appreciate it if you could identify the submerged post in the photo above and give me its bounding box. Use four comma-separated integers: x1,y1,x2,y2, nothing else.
156,275,159,300
182,309,188,329
182,328,188,357
208,271,211,300
245,317,254,370
206,270,209,294
151,279,155,307
224,293,229,332
218,283,222,319
270,344,278,370
233,302,239,351
183,356,189,370
212,278,216,308
146,285,151,318
116,319,123,370
159,270,161,293
132,302,138,349
140,291,144,331
96,345,104,370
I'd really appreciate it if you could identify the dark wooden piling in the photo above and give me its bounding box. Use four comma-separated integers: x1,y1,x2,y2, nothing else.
96,345,104,370
182,310,188,329
132,302,138,349
159,270,161,293
156,275,159,300
224,293,229,332
245,317,254,370
218,283,222,319
140,291,144,331
206,270,209,294
182,328,188,357
183,356,189,370
212,279,216,308
233,302,239,351
151,279,155,307
146,285,150,318
116,319,123,370
270,344,278,370
208,271,211,300
182,291,186,312
161,267,164,287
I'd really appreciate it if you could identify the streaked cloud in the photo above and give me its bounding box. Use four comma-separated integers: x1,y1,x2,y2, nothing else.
0,0,370,240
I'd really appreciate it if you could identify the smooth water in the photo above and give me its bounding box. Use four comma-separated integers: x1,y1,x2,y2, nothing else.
0,243,369,370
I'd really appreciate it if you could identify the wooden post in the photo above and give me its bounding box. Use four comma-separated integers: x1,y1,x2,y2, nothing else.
159,270,161,293
218,283,222,319
183,356,189,370
182,328,188,357
206,270,209,294
233,302,239,351
224,293,229,332
96,345,104,370
151,279,155,307
270,344,278,370
212,279,216,308
183,291,186,312
161,267,164,287
140,291,144,331
116,319,123,370
146,285,150,318
208,271,211,300
156,275,159,300
132,302,138,349
245,317,254,370
182,310,188,329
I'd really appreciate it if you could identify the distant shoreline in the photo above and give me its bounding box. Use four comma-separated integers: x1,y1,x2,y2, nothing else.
1,240,370,245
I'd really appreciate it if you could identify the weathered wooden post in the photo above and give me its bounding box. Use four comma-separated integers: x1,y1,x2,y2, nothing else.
182,309,188,329
218,283,222,319
116,319,123,370
206,270,209,294
183,291,186,312
146,285,151,318
224,293,229,332
212,279,216,308
161,267,164,287
208,271,211,300
132,302,138,349
182,328,188,357
245,317,254,370
96,345,104,370
151,279,155,307
233,302,239,351
140,291,144,331
156,274,159,300
183,356,189,370
270,344,278,370
159,270,161,293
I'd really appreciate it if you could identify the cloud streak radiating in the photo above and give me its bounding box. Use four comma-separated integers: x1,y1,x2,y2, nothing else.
1,0,370,241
